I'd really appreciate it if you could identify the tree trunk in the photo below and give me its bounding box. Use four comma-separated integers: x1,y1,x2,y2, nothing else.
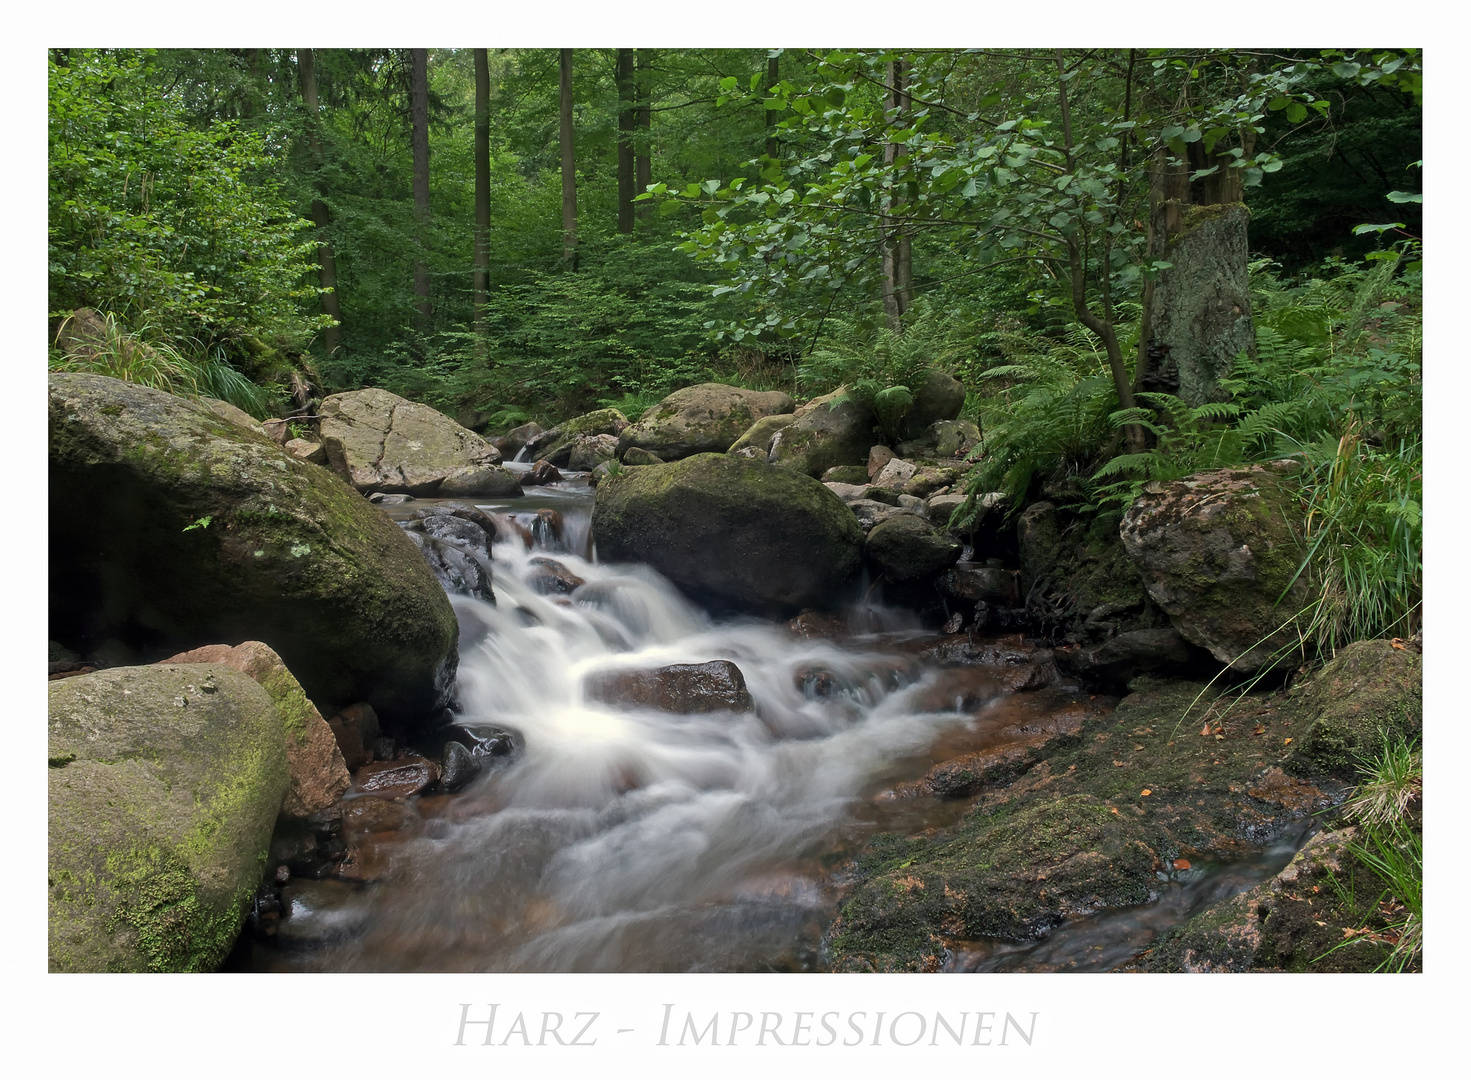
1146,147,1255,405
473,48,490,342
409,48,432,328
765,54,780,159
635,50,652,221
880,58,912,330
297,48,342,359
559,48,578,269
616,49,635,235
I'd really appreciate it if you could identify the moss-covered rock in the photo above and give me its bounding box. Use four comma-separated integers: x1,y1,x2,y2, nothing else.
1119,465,1309,672
826,794,1158,971
525,408,630,466
49,664,290,971
768,388,875,478
49,373,458,727
865,515,961,582
318,387,503,495
591,453,865,614
899,369,967,440
1285,639,1422,780
617,383,794,462
728,413,797,458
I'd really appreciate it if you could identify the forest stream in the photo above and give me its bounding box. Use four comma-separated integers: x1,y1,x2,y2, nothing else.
242,472,1313,973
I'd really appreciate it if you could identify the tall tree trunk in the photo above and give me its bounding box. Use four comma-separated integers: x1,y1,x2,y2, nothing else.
559,48,578,269
297,48,342,360
880,57,912,330
765,53,780,159
473,48,490,343
410,48,432,329
635,49,652,221
616,49,636,235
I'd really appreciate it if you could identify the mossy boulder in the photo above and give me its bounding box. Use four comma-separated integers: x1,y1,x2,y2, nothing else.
318,387,503,495
49,664,290,971
1285,639,1422,780
49,373,458,727
899,369,967,440
591,453,865,614
767,388,875,478
525,408,630,466
865,515,961,582
826,794,1157,971
1119,464,1309,672
727,413,797,458
617,383,794,462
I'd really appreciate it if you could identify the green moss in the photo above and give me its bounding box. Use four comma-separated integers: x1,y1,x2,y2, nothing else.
258,669,313,744
105,843,250,973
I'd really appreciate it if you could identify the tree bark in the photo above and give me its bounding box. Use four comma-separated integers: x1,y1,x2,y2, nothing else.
635,50,652,221
616,48,636,235
880,57,912,329
409,48,432,328
473,48,490,341
559,48,578,269
297,48,343,359
765,54,780,160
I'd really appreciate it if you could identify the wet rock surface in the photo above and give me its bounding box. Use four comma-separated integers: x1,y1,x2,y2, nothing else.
865,515,961,582
354,756,441,799
585,660,755,714
318,387,502,495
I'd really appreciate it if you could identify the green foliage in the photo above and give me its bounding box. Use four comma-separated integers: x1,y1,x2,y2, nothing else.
48,50,329,382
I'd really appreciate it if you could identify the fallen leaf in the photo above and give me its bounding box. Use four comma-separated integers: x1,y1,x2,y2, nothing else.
1284,737,1293,745
1215,733,1225,741
1133,744,1145,751
1109,807,1120,816
1173,858,1191,870
1390,640,1406,651
1199,723,1211,737
1253,724,1266,735
1113,760,1126,767
1141,789,1152,797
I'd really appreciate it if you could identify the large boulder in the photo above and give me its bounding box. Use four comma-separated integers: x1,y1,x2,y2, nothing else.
617,383,794,462
865,515,961,582
1119,464,1309,672
767,388,876,478
318,387,502,495
49,373,459,726
899,369,967,440
1285,639,1422,780
162,641,352,819
727,413,796,458
591,453,865,614
49,664,290,971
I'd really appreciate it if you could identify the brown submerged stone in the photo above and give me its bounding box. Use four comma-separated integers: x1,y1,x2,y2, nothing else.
585,660,755,714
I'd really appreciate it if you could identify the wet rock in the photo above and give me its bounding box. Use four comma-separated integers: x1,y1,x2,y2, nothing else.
532,508,566,549
50,373,459,729
403,531,495,603
1119,464,1309,672
525,459,563,486
368,492,416,505
915,635,1060,691
786,609,850,640
618,383,794,463
865,515,962,582
318,387,502,495
162,641,352,820
326,703,380,772
622,446,665,466
768,387,875,478
304,805,343,841
585,660,755,714
1054,627,1207,688
938,565,1021,606
920,704,1089,799
727,413,797,458
438,463,524,498
373,736,398,761
440,741,482,792
492,421,544,459
592,454,864,614
49,665,289,971
341,797,412,838
354,756,440,799
285,438,328,466
527,556,585,596
404,512,493,557
848,499,910,533
277,879,375,947
269,821,327,878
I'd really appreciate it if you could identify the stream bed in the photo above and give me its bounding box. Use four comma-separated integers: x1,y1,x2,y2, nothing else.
244,475,1313,973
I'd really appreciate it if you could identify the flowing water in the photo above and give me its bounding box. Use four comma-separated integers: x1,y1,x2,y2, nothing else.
253,477,1307,973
